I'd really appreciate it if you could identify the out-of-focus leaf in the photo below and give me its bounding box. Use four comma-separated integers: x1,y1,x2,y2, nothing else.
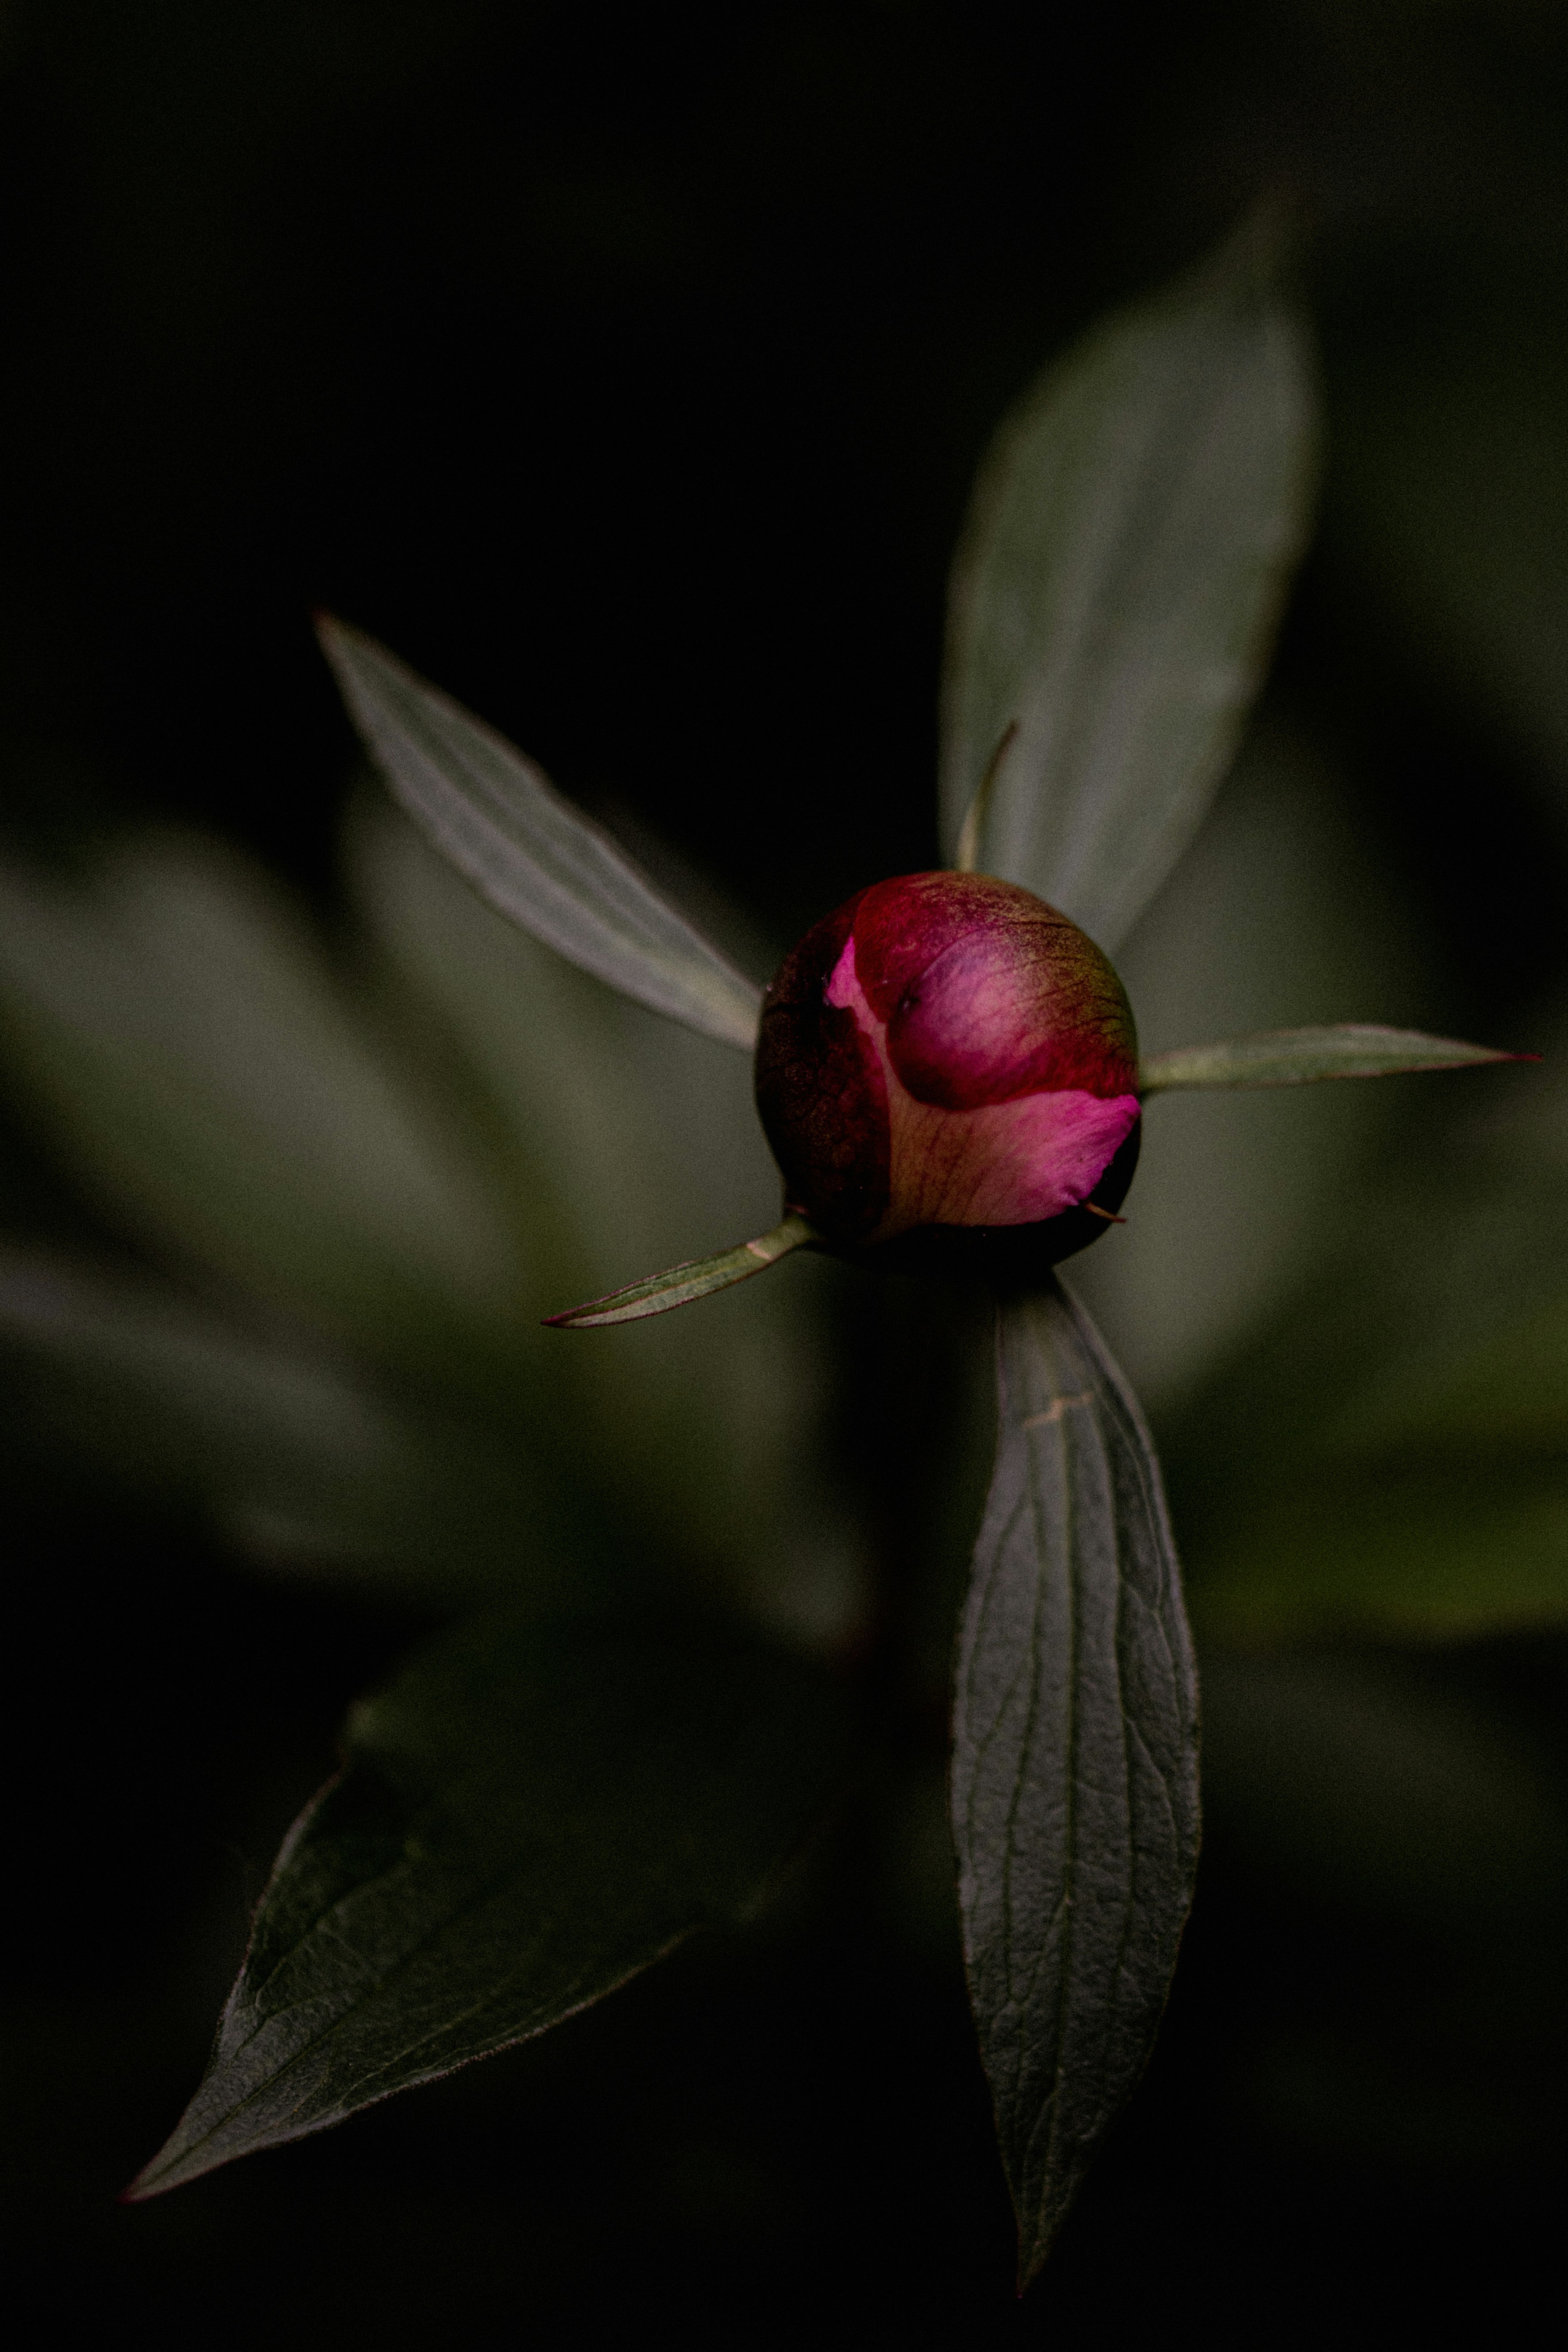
1163,1024,1568,1644
1140,1023,1518,1094
1189,1465,1568,1647
940,212,1318,950
128,1615,849,2198
0,1250,545,1591
951,1279,1199,2285
350,801,866,1652
1181,1273,1568,1644
1329,281,1568,801
1201,1649,1568,1932
319,617,763,1050
1070,725,1426,1413
1203,1650,1568,2173
0,836,527,1378
547,1215,818,1328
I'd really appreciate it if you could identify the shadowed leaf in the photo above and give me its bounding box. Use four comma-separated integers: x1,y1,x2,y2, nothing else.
129,1616,849,2198
941,212,1318,950
319,617,763,1050
1065,726,1429,1417
349,801,864,1651
1182,1274,1568,1645
0,835,524,1376
0,1250,543,1591
952,1279,1199,2284
1140,1022,1520,1094
1190,1465,1568,1647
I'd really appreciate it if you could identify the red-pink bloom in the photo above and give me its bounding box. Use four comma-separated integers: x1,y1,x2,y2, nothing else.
755,873,1140,1266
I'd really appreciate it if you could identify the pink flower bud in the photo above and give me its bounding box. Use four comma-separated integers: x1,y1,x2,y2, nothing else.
755,873,1140,1272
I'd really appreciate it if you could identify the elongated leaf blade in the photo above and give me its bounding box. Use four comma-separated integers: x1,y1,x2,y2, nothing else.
952,1279,1199,2284
941,214,1318,950
547,1215,817,1328
130,1616,847,2198
350,800,860,1648
1140,1022,1521,1095
319,619,763,1050
0,836,525,1375
0,1250,547,1591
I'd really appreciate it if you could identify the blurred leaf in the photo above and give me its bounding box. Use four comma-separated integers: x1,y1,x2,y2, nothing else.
0,835,528,1379
0,1249,546,1592
1140,1022,1516,1093
130,1614,850,2198
1189,1465,1568,1646
350,801,867,1652
1329,280,1568,799
940,211,1318,950
546,1214,818,1327
1183,1277,1568,1644
319,617,763,1050
1070,725,1426,1413
1203,1649,1568,2174
1200,1650,1568,1933
951,1279,1199,2285
1166,1036,1568,1642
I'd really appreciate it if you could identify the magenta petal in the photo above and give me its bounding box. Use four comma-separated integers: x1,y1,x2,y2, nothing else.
759,881,1142,1249
825,937,1137,1232
894,1088,1141,1229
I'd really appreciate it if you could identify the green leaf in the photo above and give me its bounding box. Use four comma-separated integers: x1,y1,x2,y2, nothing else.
546,1215,818,1328
349,800,863,1650
0,1249,545,1593
940,212,1318,950
129,1615,849,2198
951,1279,1199,2285
1139,1022,1520,1095
319,618,763,1051
1066,724,1430,1417
1328,281,1568,803
0,835,528,1378
1200,1649,1568,1934
1190,1467,1568,1648
1181,1277,1568,1645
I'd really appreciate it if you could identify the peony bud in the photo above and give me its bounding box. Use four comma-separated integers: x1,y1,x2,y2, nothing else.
754,872,1140,1274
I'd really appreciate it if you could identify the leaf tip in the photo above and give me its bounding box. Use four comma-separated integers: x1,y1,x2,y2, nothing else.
1012,2210,1063,2297
119,2138,193,2205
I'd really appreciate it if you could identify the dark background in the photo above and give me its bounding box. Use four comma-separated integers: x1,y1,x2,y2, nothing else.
4,3,1568,2341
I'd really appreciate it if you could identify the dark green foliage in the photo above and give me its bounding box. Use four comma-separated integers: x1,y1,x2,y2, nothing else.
130,1617,848,2197
951,1281,1199,2283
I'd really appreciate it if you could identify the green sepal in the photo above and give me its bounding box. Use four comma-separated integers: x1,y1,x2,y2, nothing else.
546,1214,820,1329
1139,1023,1525,1095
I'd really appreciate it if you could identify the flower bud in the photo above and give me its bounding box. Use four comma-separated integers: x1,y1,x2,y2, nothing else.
755,872,1140,1274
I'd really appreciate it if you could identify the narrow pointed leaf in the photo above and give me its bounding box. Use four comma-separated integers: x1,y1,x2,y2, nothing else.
319,617,763,1050
940,212,1318,950
1139,1023,1523,1095
129,1615,848,2198
952,1279,1199,2284
546,1215,818,1328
